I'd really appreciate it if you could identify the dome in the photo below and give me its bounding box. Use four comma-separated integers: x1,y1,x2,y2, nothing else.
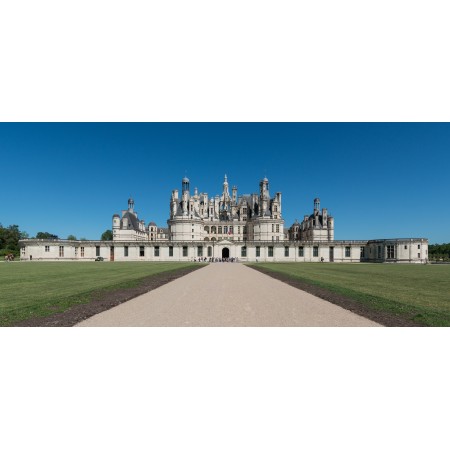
182,177,190,183
263,177,269,182
113,214,120,218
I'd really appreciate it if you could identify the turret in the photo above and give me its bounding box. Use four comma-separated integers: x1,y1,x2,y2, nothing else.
112,214,120,235
259,177,269,216
128,197,135,212
232,186,237,203
182,177,190,194
314,198,320,212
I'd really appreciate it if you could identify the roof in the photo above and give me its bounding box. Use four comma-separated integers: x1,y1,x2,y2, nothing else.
122,211,140,231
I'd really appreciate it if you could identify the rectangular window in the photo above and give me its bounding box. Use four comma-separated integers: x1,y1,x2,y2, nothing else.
378,246,382,258
45,245,50,252
284,246,289,257
276,224,280,233
75,247,78,256
313,247,319,257
169,246,173,257
418,253,421,258
21,247,25,256
81,247,84,257
360,246,365,258
241,246,247,257
386,245,395,259
59,246,64,257
418,244,421,249
272,224,274,232
96,246,100,257
404,245,408,250
224,226,228,234
299,247,304,257
155,246,160,257
218,226,222,234
140,246,145,257
124,246,129,257
197,246,203,257
268,246,274,257
183,246,188,257
345,247,351,257
256,246,260,257
207,246,212,257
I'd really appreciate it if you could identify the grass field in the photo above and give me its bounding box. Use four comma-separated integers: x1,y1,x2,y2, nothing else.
248,263,450,326
0,261,197,326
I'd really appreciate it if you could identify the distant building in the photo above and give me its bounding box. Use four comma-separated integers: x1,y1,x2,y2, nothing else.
19,175,428,263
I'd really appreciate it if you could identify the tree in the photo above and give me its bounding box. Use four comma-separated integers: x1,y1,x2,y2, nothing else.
0,224,26,257
101,229,113,241
36,232,59,240
67,234,77,240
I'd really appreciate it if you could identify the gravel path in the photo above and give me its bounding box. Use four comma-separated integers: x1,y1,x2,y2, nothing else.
76,263,381,327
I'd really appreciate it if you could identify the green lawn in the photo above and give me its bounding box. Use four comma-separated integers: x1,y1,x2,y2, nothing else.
248,263,450,326
0,261,197,326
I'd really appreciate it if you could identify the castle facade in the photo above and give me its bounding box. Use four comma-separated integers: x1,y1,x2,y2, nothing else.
19,176,428,263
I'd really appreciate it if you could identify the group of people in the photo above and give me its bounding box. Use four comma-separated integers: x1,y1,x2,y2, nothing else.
193,257,239,263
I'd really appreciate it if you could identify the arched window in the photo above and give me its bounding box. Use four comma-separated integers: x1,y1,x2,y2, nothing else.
218,226,222,234
211,226,216,233
204,226,210,233
211,237,216,241
204,237,209,241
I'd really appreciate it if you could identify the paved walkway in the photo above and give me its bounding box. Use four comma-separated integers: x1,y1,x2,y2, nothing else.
76,264,381,327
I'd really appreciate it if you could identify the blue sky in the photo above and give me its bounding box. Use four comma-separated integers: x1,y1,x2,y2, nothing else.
0,123,448,243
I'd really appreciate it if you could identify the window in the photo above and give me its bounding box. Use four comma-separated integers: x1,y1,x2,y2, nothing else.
238,226,240,234
256,246,260,257
241,246,247,257
272,224,274,232
59,246,64,257
81,247,85,257
276,224,280,233
208,246,212,257
404,245,408,250
197,246,203,257
243,226,247,234
140,246,145,257
418,244,421,249
124,246,129,257
285,247,289,257
218,226,222,234
345,247,351,257
224,226,228,234
418,253,421,258
21,247,25,256
299,247,304,257
274,206,277,212
45,245,50,252
268,246,273,257
75,247,78,256
183,246,188,257
155,246,160,257
387,245,395,259
96,246,100,257
378,246,382,259
360,246,365,258
313,247,319,257
169,246,173,257
229,226,233,234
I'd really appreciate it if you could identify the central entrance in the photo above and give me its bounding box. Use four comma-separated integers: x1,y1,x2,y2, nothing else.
222,247,230,259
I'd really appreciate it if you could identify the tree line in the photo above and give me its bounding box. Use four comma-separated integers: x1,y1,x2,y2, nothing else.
428,243,450,261
0,224,113,257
